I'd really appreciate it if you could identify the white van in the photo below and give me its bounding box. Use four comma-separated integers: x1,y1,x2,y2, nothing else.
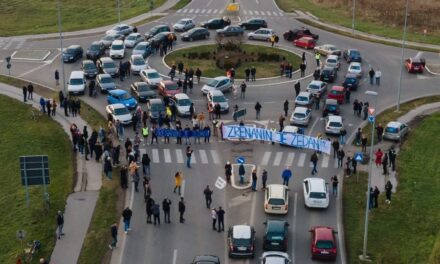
264,184,289,214
67,71,85,95
303,178,329,209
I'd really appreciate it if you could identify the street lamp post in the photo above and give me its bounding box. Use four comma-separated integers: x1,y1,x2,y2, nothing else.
118,0,121,23
57,0,66,95
359,90,378,261
352,0,356,35
397,0,410,112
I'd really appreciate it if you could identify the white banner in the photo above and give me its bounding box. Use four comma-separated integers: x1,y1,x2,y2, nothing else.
222,125,331,154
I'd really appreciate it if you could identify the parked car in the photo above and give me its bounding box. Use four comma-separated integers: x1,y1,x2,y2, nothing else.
67,71,85,95
264,184,289,214
81,60,98,79
342,73,360,91
248,28,275,41
327,86,346,104
227,225,256,258
106,103,132,125
405,57,425,73
100,34,124,49
147,98,166,122
295,91,314,107
140,69,163,87
107,89,138,110
260,251,292,264
170,93,192,116
283,27,319,41
106,24,133,36
158,80,181,97
216,25,245,37
306,80,327,98
124,33,143,48
343,49,362,63
130,82,157,102
181,27,210,41
324,115,344,135
63,45,83,63
239,18,267,30
320,66,337,83
191,255,220,264
293,37,316,49
309,226,337,261
303,177,329,209
200,18,231,29
263,220,289,252
149,32,177,48
86,41,106,61
383,121,409,141
322,99,340,117
129,54,147,75
347,62,363,78
290,106,312,126
109,40,125,59
173,18,195,32
201,76,233,94
97,57,119,77
325,55,341,70
145,24,171,40
96,74,116,93
132,41,153,58
314,44,341,56
207,90,229,113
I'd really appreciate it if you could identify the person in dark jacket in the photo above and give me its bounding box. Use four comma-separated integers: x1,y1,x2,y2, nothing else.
27,83,34,100
203,185,213,209
385,181,393,203
122,207,133,233
238,163,245,185
216,206,225,232
225,161,232,183
178,197,186,223
56,211,64,239
162,197,172,223
152,203,161,225
146,197,155,224
109,223,118,249
120,165,128,189
142,153,151,176
261,169,268,190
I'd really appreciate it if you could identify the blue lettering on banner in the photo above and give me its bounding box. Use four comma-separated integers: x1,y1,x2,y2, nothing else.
156,128,209,138
222,125,331,154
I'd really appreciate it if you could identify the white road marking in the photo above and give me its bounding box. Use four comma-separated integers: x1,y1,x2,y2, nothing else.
254,10,259,15
176,149,184,163
182,9,188,13
243,10,247,15
152,148,160,163
261,151,271,166
286,152,295,166
212,9,218,14
297,153,306,167
199,149,208,164
273,151,283,166
210,149,221,164
164,149,172,163
249,10,253,15
191,153,197,164
172,249,178,264
279,12,284,16
272,11,278,16
206,9,212,14
291,192,298,263
195,9,200,13
177,9,182,13
2,39,14,50
188,9,194,13
260,11,265,16
307,116,321,136
322,154,329,168
16,39,25,50
181,180,186,197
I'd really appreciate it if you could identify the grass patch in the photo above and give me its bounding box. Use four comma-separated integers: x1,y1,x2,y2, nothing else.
79,100,108,131
0,94,73,263
275,0,440,46
344,112,440,263
0,0,166,36
132,15,164,27
0,75,57,99
170,0,192,11
78,168,124,264
164,44,301,79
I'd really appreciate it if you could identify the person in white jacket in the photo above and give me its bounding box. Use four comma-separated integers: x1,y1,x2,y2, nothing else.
375,69,382,86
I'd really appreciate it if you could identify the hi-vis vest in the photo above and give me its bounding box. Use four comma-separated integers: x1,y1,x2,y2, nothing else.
142,127,149,136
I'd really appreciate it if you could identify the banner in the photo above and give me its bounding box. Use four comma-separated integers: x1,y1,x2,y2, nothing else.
222,125,331,154
155,128,210,138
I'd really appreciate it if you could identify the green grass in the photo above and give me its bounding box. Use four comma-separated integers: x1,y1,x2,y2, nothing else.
0,0,166,36
0,95,73,263
164,44,301,79
170,0,192,11
79,100,108,130
275,0,440,46
344,112,440,263
78,169,124,264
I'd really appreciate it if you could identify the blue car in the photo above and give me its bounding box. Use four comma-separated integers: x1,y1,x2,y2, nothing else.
343,49,362,63
107,89,138,110
342,73,360,91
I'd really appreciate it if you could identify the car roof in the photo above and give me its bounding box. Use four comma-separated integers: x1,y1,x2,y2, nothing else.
109,89,126,95
282,125,299,133
345,73,358,78
266,220,287,232
267,184,288,199
387,121,404,128
130,54,144,60
149,98,163,104
108,103,126,109
209,90,224,96
67,45,81,49
304,177,326,192
331,86,344,91
312,226,335,241
232,225,252,239
193,255,220,263
327,55,339,59
91,41,102,45
112,39,124,45
143,69,158,74
349,62,361,66
179,18,192,22
325,99,338,105
327,115,342,122
213,76,229,81
82,60,94,65
174,93,190,99
294,106,309,114
261,251,290,263
128,33,141,37
298,91,311,97
161,80,175,85
309,80,324,86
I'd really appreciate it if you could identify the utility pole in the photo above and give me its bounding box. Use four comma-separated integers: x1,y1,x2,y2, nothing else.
57,0,66,95
397,0,409,112
351,0,356,35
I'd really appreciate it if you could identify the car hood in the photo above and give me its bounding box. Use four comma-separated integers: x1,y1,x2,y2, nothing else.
138,90,156,97
148,77,163,84
121,98,137,107
86,50,100,55
103,67,118,74
201,85,217,93
115,113,132,122
177,105,190,113
100,82,116,89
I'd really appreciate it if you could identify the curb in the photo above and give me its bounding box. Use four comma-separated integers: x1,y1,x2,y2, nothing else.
425,65,440,76
230,164,255,190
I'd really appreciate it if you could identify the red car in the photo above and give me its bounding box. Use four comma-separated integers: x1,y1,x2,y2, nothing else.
327,86,346,104
158,80,181,97
405,57,425,73
293,37,316,49
309,226,337,261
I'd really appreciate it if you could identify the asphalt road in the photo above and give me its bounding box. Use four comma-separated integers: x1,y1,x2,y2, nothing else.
1,0,440,263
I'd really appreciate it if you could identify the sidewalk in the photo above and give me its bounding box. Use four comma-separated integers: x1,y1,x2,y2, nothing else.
0,83,102,264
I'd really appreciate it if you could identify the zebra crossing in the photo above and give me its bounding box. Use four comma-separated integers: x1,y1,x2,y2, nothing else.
176,8,284,17
140,147,340,169
0,38,26,50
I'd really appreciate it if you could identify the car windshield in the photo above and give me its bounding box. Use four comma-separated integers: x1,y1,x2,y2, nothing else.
103,62,115,68
351,51,360,56
103,36,114,41
119,93,131,100
297,96,308,102
316,240,334,249
329,46,337,51
310,192,326,199
70,78,83,85
177,20,187,25
329,122,342,127
331,90,341,95
90,44,100,51
138,84,152,92
83,63,95,70
165,83,178,90
112,44,124,50
101,77,113,83
326,105,337,111
346,78,356,83
207,79,219,87
127,35,137,40
323,70,332,75
412,62,422,66
133,58,145,65
135,44,147,50
208,19,218,23
114,107,129,115
386,127,398,133
213,95,226,102
151,103,164,111
268,198,285,205
294,113,306,118
308,84,320,90
147,72,160,79
327,59,337,63
350,65,361,70
267,233,284,241
65,49,75,54
233,238,251,246
178,98,191,106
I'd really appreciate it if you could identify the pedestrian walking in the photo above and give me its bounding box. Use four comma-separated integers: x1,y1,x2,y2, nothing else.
129,161,140,191
142,153,151,176
261,169,268,190
313,68,320,80
373,186,380,208
204,185,213,209
375,149,383,167
331,175,338,197
217,206,225,232
283,100,289,117
240,81,246,99
55,70,60,86
109,223,118,250
22,86,27,102
195,68,202,83
178,197,186,223
314,94,320,110
211,208,217,230
345,156,352,176
300,62,306,77
255,101,262,120
146,197,155,224
355,128,362,146
281,166,292,186
270,34,275,47
368,68,375,85
375,69,381,85
376,123,384,142
382,153,389,175
389,147,396,171
245,67,250,82
278,114,285,131
173,171,183,195
120,165,128,189
250,66,256,81
339,127,347,145
56,211,64,239
332,139,340,158
225,161,232,184
186,146,193,168
27,83,34,100
251,168,257,191
152,203,161,225
361,134,367,152
302,52,306,63
337,149,345,168
162,197,172,223
238,163,245,185
122,207,132,234
294,81,301,97
310,151,319,175
385,180,393,203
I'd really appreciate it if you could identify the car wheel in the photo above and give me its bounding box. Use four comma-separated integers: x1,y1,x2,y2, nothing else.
189,37,193,42
249,36,254,40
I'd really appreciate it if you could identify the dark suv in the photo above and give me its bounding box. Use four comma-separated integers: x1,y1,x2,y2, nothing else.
228,225,255,258
283,27,319,41
86,41,106,61
63,45,83,63
263,220,289,251
239,18,267,30
145,24,171,40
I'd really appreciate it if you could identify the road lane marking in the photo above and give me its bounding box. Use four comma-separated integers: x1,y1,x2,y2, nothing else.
297,153,306,167
206,9,212,14
307,116,320,136
191,153,197,164
195,9,200,13
152,148,160,163
181,180,186,197
182,9,188,13
261,151,271,166
243,10,247,15
210,149,221,164
254,10,259,15
292,192,298,263
188,9,194,13
286,152,295,166
176,149,184,163
322,154,329,168
249,10,253,15
18,62,50,78
164,149,172,163
212,9,218,14
172,249,178,264
199,149,208,164
273,151,283,166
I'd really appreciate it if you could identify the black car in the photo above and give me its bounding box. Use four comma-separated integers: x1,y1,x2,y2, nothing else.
239,18,267,30
343,49,362,63
81,60,98,79
86,41,106,61
200,18,231,29
181,27,210,41
149,32,177,48
343,73,360,91
63,45,83,63
228,225,256,258
130,82,157,102
216,26,245,37
322,99,340,117
320,66,337,83
283,27,319,41
263,220,289,251
191,255,220,264
145,24,172,40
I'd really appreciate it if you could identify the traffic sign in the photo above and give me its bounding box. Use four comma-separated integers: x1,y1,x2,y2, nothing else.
236,156,245,164
16,230,26,240
368,107,375,116
368,115,375,123
354,152,363,162
215,176,227,190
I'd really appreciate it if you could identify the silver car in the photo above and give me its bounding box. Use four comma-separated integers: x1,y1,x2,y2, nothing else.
124,33,144,48
171,93,193,116
173,18,195,32
106,24,133,35
325,55,341,70
201,76,233,94
314,44,342,56
295,91,314,107
383,121,409,141
247,28,275,41
306,80,327,98
96,74,116,93
100,34,124,48
207,90,229,113
290,106,312,126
